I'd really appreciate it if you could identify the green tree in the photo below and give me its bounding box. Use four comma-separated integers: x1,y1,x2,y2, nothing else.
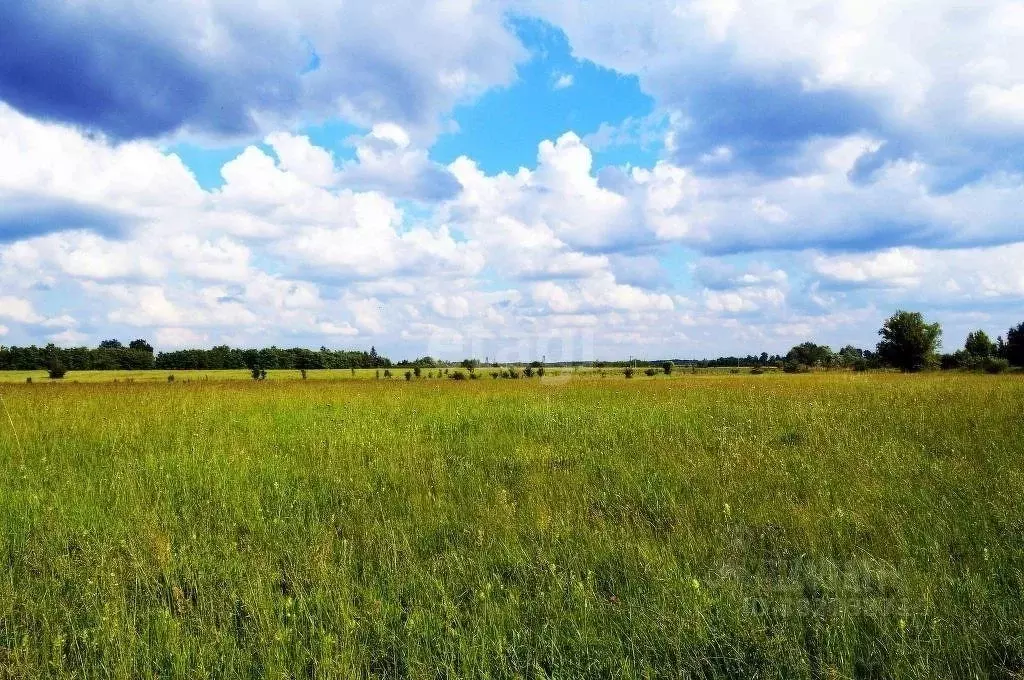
963,330,994,358
876,310,941,372
786,342,835,367
1005,322,1024,367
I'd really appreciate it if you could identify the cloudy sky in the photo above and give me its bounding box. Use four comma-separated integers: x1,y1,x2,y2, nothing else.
1,1,1022,361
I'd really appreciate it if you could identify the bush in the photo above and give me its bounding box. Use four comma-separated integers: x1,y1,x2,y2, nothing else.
450,371,467,381
508,368,520,379
644,367,658,376
25,377,32,384
47,360,67,379
414,366,422,378
783,361,810,374
300,369,308,380
167,374,175,383
852,359,869,372
404,371,412,381
537,367,545,377
524,367,534,378
662,361,673,375
750,367,764,375
983,357,1010,374
623,367,634,378
383,369,392,379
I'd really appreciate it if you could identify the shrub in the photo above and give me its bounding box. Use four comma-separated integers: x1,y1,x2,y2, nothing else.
47,360,67,379
662,361,673,375
167,374,175,383
404,371,412,381
537,367,545,377
623,367,634,378
940,353,960,370
508,368,521,379
983,357,1010,374
491,371,500,379
524,367,534,378
450,371,467,380
414,366,422,378
300,369,308,380
750,367,765,375
644,367,658,376
383,369,392,379
852,359,869,372
25,377,32,384
783,361,810,374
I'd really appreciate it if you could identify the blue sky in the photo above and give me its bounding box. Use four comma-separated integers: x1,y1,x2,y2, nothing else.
1,0,1023,360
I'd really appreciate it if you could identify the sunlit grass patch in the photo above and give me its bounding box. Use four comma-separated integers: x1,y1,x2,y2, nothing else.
0,373,1021,677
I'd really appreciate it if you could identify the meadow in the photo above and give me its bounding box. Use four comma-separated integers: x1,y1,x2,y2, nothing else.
0,372,1021,678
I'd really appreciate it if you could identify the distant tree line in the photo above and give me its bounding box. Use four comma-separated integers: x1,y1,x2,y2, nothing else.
0,339,157,371
153,345,390,371
2,313,1022,377
593,314,1022,375
775,312,1023,374
0,340,391,372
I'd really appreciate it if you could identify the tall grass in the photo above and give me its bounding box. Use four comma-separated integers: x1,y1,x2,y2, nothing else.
0,374,1021,678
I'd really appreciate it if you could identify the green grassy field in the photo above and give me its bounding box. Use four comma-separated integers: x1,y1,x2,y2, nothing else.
0,373,1022,678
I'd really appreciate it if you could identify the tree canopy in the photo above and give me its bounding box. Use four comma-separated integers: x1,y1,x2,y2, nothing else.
877,311,942,372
